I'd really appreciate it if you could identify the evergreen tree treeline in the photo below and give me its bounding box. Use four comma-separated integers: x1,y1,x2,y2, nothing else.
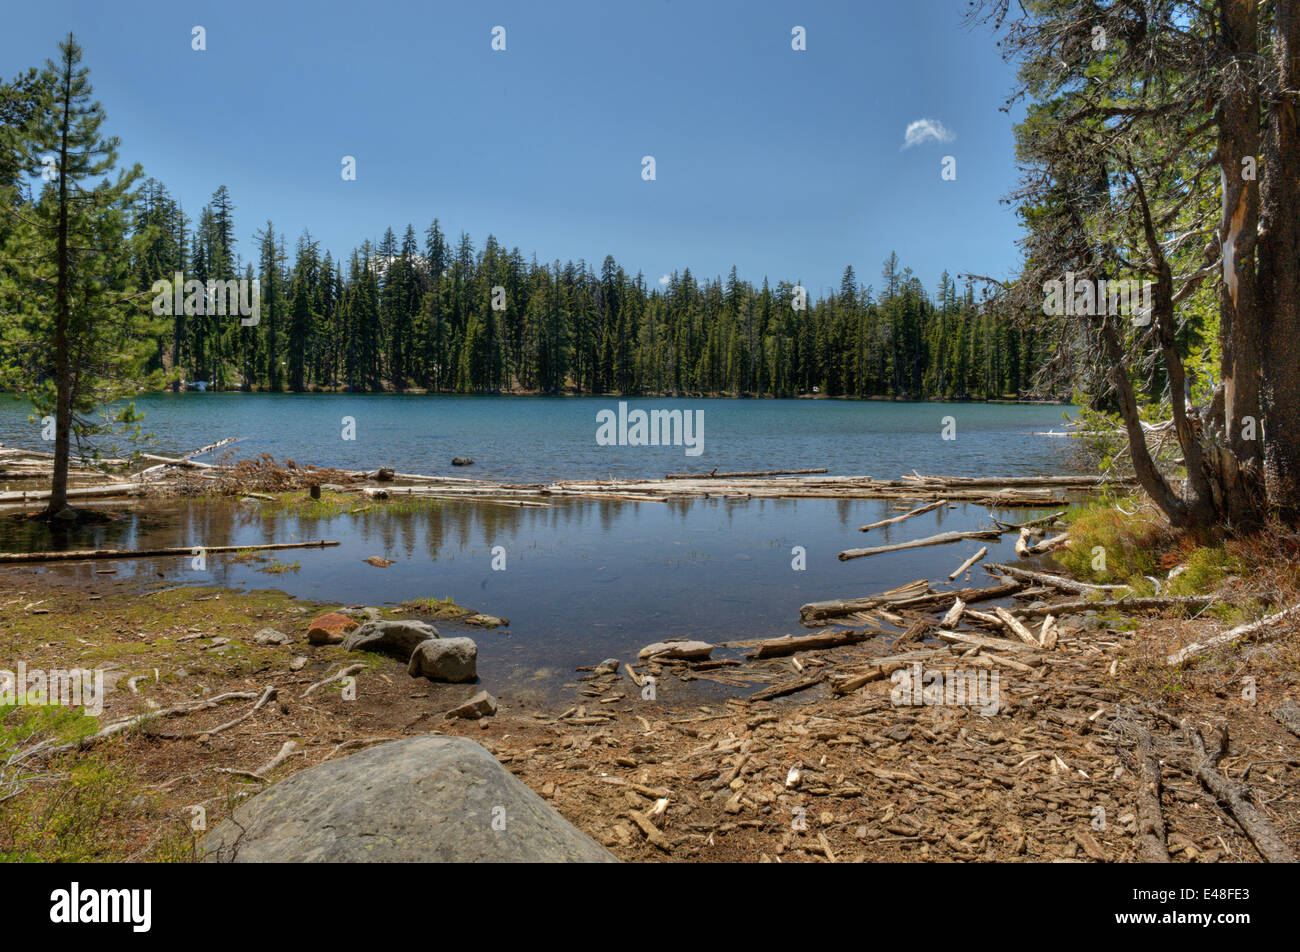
137,183,1053,400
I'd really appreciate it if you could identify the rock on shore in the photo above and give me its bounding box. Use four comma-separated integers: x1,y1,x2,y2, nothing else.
341,619,440,658
200,736,616,863
409,637,478,682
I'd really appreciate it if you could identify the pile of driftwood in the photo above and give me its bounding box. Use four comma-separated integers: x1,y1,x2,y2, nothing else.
3,440,1135,511
572,558,1297,861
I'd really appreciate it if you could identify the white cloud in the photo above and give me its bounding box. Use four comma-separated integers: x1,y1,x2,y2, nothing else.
658,274,670,285
902,118,955,149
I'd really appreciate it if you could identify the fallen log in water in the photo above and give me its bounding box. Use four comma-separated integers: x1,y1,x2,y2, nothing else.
0,540,340,565
799,579,931,625
839,528,1003,561
992,510,1067,531
1026,532,1070,555
903,473,1135,488
984,563,1133,596
0,483,144,503
857,500,944,532
665,467,828,479
948,546,987,580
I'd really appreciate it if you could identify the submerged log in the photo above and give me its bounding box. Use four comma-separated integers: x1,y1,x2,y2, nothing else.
664,467,828,479
839,528,1002,561
0,540,340,565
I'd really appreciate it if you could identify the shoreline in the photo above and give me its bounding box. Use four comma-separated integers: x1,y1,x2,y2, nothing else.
2,542,1295,862
3,459,1295,864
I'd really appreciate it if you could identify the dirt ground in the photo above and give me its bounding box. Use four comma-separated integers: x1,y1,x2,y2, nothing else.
1,561,1298,863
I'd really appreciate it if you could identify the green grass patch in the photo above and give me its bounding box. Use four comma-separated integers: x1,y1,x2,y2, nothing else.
1055,497,1170,587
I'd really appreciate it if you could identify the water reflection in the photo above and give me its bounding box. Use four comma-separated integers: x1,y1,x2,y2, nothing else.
0,495,1054,696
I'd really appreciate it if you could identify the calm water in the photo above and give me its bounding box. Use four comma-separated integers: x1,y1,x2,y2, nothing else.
0,397,1082,697
0,394,1076,482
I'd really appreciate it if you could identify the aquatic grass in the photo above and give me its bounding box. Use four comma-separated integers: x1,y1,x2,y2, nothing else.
399,595,471,619
258,489,443,520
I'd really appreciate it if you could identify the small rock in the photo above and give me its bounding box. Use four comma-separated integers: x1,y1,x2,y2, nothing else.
637,640,713,661
363,556,394,568
444,690,498,719
451,457,474,466
593,658,621,676
343,619,440,659
408,637,478,683
289,656,308,671
307,612,358,645
253,628,291,646
463,613,508,629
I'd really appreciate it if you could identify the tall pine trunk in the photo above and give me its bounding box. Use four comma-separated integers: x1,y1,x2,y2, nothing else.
1211,0,1267,526
46,46,74,519
1259,0,1300,521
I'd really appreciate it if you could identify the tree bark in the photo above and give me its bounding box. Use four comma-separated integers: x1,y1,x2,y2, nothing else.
46,43,73,519
1213,0,1266,526
1099,316,1190,523
1259,0,1300,522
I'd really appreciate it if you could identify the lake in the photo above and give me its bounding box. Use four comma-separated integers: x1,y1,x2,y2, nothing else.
0,397,1082,698
0,394,1077,483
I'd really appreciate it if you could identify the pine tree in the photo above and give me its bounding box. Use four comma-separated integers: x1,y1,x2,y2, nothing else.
0,34,160,518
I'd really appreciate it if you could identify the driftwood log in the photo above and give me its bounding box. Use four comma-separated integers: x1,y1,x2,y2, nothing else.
857,500,944,533
746,628,874,659
839,528,1003,561
0,540,339,565
1166,604,1300,666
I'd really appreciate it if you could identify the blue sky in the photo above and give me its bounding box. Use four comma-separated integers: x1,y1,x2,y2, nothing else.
3,0,1025,298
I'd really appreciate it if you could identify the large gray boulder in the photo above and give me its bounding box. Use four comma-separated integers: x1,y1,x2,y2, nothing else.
408,636,477,682
200,736,616,863
341,619,439,659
